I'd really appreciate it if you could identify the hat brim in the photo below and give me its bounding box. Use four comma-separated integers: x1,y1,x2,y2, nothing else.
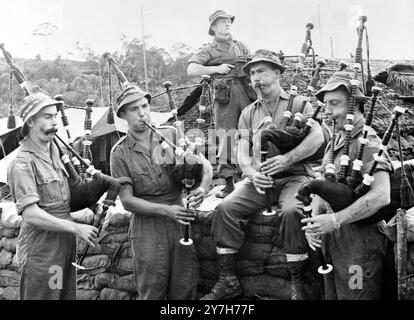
315,82,365,102
20,97,59,135
242,58,286,75
116,93,152,117
208,15,235,36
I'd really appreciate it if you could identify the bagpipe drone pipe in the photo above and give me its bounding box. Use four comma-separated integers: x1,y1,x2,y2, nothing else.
295,16,414,226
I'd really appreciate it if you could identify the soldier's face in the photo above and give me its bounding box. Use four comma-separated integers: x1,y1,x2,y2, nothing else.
122,97,151,133
212,18,232,36
28,105,58,142
323,89,349,130
249,62,281,96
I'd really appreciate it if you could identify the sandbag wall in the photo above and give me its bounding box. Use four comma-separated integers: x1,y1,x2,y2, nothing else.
72,206,138,300
0,203,21,300
192,208,325,300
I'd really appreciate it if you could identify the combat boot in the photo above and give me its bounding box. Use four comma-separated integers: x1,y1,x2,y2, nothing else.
288,260,308,300
215,177,235,199
200,253,242,300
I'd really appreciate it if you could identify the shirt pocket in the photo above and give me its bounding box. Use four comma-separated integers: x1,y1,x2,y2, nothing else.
131,171,155,196
34,171,63,205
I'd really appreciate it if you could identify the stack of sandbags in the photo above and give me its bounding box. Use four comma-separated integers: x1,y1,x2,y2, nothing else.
193,207,324,300
72,200,138,300
0,202,21,300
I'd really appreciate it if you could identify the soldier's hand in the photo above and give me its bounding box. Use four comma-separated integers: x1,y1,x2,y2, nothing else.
252,172,273,193
215,63,235,74
75,223,99,247
261,155,291,176
165,205,196,223
187,186,207,209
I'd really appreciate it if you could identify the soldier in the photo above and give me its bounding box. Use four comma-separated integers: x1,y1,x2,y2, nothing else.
187,9,255,198
201,49,325,300
7,92,98,300
302,72,392,300
110,86,213,299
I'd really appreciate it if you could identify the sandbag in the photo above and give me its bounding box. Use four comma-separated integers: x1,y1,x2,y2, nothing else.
8,254,19,272
0,269,20,287
99,287,132,300
76,289,100,300
238,242,272,261
240,274,291,299
99,231,128,244
113,257,134,276
0,285,19,300
236,259,265,276
76,274,96,290
105,207,131,227
0,237,17,253
0,228,19,239
0,249,13,269
94,273,136,293
77,254,111,276
70,208,94,225
0,202,22,229
195,236,217,260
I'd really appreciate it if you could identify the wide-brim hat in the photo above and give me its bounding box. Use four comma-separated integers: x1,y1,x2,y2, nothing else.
208,10,235,36
315,71,365,102
115,86,152,117
242,49,286,74
19,92,60,136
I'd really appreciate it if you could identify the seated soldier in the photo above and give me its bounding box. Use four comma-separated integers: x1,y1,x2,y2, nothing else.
201,49,325,300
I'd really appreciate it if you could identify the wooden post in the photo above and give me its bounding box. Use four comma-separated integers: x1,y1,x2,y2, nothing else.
396,207,408,300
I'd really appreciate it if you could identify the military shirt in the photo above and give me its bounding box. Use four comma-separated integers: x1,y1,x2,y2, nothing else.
7,137,71,215
7,137,72,270
188,37,250,79
238,89,316,177
110,126,183,205
320,117,393,178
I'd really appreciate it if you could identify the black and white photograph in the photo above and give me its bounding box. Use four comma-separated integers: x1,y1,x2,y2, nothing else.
0,0,413,306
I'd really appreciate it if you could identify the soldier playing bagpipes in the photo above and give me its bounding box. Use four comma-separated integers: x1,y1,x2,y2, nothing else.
108,58,213,299
2,43,130,300
300,72,393,300
200,49,325,300
7,92,100,300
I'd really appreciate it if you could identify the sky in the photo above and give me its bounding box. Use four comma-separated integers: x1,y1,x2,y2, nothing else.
0,0,413,61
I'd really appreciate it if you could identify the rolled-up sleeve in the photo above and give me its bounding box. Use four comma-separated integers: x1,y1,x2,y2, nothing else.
110,148,133,186
7,157,40,215
188,46,211,66
361,137,393,176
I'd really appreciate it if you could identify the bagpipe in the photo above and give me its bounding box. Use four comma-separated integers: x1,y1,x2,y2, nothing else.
103,52,209,246
293,17,414,282
0,43,131,268
296,15,414,224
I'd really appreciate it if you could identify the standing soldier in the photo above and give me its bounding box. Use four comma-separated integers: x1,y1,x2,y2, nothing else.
7,92,98,300
187,10,255,198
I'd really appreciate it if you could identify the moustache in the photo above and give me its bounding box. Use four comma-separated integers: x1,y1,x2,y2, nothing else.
44,127,58,135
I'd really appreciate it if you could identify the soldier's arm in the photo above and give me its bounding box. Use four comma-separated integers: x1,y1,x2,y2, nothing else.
187,62,234,76
335,170,391,224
